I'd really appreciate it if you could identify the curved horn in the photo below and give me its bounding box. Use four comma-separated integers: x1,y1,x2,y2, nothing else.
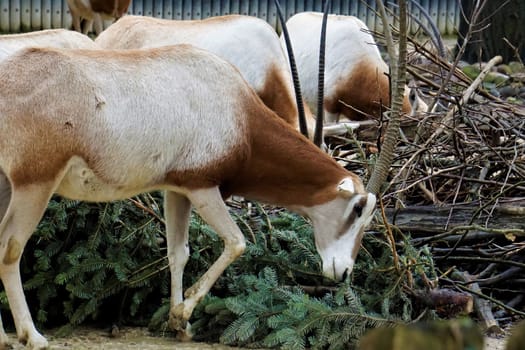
314,0,331,148
274,0,308,139
409,0,446,58
390,0,446,58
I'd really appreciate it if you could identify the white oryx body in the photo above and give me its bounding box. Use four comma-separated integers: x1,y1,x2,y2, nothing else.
0,45,375,349
95,14,333,139
282,12,428,123
0,29,98,61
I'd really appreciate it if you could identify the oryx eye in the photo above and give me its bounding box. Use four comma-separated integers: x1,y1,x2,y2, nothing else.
409,89,416,103
354,204,363,217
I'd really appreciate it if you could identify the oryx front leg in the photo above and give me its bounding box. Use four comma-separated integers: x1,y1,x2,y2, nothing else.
0,184,54,350
170,187,246,336
164,191,192,340
70,10,82,33
92,13,104,36
82,19,95,35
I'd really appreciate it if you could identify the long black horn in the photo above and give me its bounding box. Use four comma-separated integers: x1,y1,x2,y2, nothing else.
409,0,446,58
314,0,331,148
390,0,446,58
274,0,308,139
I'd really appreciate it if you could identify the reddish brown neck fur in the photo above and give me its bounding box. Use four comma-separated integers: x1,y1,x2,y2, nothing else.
221,102,358,207
324,59,411,120
259,64,298,128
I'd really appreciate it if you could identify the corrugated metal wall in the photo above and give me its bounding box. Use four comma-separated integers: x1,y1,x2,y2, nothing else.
0,0,460,35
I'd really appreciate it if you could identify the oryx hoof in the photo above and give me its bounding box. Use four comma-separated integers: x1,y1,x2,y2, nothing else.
168,316,193,342
169,303,192,335
168,314,187,331
175,325,193,342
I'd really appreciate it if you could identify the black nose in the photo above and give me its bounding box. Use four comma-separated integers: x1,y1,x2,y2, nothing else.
342,268,349,281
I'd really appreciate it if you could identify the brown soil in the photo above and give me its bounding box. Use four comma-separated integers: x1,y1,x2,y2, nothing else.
6,327,252,350
3,326,509,350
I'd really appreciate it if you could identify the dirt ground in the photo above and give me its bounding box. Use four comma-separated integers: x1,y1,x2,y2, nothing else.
2,326,509,350
5,327,251,350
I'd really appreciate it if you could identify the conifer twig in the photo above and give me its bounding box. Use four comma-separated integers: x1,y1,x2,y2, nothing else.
129,198,165,225
379,196,400,272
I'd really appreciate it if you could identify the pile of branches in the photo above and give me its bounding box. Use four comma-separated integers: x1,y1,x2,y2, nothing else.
398,39,525,207
407,43,524,330
330,29,525,331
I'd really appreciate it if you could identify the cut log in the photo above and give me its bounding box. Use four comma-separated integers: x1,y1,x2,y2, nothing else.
381,198,525,238
411,288,473,318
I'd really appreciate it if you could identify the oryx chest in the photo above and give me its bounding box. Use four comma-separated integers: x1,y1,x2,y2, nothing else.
55,157,154,202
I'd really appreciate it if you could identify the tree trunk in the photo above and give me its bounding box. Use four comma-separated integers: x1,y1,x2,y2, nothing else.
457,0,525,63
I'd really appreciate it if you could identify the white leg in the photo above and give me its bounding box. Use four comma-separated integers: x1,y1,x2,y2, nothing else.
0,173,10,221
93,14,104,36
83,19,94,35
0,174,10,349
164,191,192,340
169,187,245,334
0,184,53,349
70,11,82,32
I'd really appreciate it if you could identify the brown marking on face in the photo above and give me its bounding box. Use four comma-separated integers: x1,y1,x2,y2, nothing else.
324,59,412,120
258,63,299,129
337,195,368,238
351,227,366,261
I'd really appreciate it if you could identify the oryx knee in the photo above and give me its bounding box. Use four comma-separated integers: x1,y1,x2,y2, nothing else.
3,236,22,265
227,236,246,258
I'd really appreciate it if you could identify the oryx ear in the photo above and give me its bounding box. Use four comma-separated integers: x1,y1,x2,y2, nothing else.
337,178,355,196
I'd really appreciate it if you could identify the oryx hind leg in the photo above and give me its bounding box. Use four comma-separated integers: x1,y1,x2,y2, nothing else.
0,182,55,350
164,191,193,340
0,171,10,348
169,187,246,337
0,172,11,224
92,13,104,36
